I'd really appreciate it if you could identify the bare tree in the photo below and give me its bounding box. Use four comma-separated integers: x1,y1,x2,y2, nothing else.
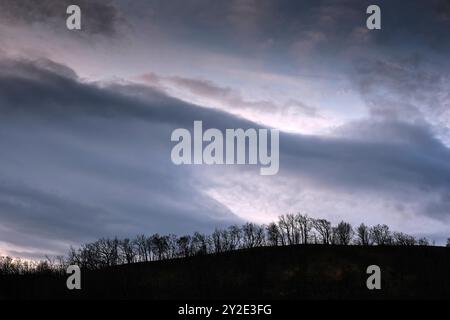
392,232,416,246
78,242,101,269
150,234,170,260
312,219,333,244
212,228,225,253
35,260,52,274
228,225,243,250
355,223,372,245
96,238,120,267
278,214,300,245
67,246,81,266
210,227,239,252
0,256,15,275
120,238,136,264
177,235,192,258
447,238,450,247
166,234,179,259
371,224,392,245
55,255,68,274
3,211,447,276
417,237,430,246
134,234,149,262
191,232,208,255
266,222,281,246
296,213,312,244
334,221,354,245
145,236,155,261
277,215,289,245
242,223,265,249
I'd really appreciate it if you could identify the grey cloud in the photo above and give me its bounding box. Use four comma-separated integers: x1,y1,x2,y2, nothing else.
0,0,123,36
0,58,244,257
210,1,447,51
435,0,450,22
1,58,450,258
0,180,111,242
351,56,450,143
282,120,450,220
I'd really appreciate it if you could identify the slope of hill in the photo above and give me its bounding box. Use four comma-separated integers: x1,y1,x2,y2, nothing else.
1,245,449,299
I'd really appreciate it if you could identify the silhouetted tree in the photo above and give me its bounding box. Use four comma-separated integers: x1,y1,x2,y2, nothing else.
212,228,225,253
79,242,101,269
2,212,446,275
227,225,243,250
334,221,354,245
148,234,162,260
67,246,80,266
191,232,209,255
177,235,192,257
312,219,332,244
417,237,430,246
120,238,136,264
266,223,281,246
166,234,179,259
211,226,239,252
0,256,14,275
392,232,416,246
296,213,312,244
134,234,149,262
355,223,372,245
371,224,392,245
278,214,300,245
242,223,265,249
96,238,120,267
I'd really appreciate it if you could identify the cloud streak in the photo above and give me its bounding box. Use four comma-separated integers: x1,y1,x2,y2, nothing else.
1,58,449,257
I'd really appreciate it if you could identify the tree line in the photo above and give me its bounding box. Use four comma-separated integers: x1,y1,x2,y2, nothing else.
1,213,450,275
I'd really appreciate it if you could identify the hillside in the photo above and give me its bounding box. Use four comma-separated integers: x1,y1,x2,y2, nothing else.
1,245,449,299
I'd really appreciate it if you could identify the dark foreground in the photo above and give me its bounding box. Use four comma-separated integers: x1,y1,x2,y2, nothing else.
1,245,449,299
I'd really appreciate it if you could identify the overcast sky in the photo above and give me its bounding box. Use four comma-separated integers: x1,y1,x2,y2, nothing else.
0,0,449,258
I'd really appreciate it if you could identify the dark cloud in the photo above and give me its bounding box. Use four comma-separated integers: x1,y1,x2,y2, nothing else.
123,0,450,57
350,54,450,145
283,121,450,200
435,0,450,22
0,0,123,36
1,58,449,258
0,58,245,257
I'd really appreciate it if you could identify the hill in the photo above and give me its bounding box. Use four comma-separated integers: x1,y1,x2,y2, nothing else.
1,245,449,299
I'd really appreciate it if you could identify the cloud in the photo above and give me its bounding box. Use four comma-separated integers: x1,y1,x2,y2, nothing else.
283,121,450,198
435,0,450,22
207,119,450,242
352,56,450,144
0,0,124,36
1,58,450,258
142,73,318,116
0,58,245,258
137,72,326,134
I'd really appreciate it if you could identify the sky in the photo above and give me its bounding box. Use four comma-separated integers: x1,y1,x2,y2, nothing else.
0,0,449,258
